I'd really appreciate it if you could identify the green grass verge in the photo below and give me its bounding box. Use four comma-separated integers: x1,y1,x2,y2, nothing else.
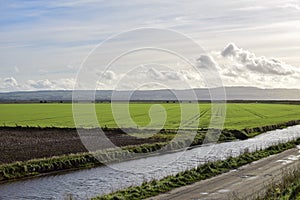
253,164,300,200
92,139,300,200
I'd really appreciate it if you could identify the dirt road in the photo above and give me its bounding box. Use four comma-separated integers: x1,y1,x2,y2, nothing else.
148,147,300,200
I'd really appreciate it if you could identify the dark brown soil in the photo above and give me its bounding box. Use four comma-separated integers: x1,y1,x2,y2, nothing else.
0,127,163,164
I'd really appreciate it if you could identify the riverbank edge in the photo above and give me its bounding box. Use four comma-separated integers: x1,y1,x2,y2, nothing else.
93,138,300,200
0,120,299,183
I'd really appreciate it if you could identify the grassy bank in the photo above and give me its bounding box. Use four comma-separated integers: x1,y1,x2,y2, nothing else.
0,120,299,182
0,142,165,182
252,165,300,200
92,139,300,200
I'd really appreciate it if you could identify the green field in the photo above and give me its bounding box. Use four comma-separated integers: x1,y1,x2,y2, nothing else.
0,103,299,130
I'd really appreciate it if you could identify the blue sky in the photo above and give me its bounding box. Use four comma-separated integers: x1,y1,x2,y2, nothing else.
0,0,300,91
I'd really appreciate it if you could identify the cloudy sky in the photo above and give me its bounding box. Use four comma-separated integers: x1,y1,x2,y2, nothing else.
0,0,300,91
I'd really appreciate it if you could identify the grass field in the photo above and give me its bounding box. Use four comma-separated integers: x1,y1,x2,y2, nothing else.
0,103,299,130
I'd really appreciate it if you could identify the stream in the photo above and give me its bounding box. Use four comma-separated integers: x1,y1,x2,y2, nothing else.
0,125,300,199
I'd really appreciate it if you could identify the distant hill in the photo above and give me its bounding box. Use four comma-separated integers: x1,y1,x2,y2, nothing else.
0,87,299,102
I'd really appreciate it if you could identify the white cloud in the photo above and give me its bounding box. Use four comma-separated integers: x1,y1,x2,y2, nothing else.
1,42,300,92
96,71,118,80
93,65,205,90
147,68,165,80
27,79,54,89
147,68,182,81
196,55,218,69
25,78,75,90
0,77,19,91
56,78,76,89
221,43,297,76
211,43,300,89
278,3,300,11
102,71,116,81
233,6,265,11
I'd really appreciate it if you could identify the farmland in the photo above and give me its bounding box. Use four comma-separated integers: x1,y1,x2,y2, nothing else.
0,102,299,183
0,103,299,130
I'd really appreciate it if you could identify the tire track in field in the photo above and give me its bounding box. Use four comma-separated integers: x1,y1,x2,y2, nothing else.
181,107,210,127
110,105,180,128
240,106,267,119
181,113,200,127
129,105,179,119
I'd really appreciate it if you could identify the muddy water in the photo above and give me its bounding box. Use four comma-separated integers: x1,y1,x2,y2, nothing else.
0,125,300,199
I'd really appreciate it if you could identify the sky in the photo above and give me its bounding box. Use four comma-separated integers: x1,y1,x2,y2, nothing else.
0,0,300,91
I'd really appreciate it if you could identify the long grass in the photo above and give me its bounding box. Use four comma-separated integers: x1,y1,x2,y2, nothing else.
251,165,300,200
0,142,166,182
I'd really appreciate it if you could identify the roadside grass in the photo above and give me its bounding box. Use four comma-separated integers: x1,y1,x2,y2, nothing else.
92,139,300,200
0,103,299,130
250,164,300,200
